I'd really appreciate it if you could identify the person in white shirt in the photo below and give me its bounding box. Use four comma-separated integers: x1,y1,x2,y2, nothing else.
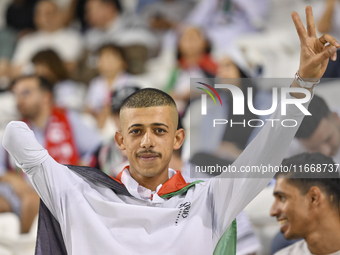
270,153,340,255
2,6,340,254
11,0,83,77
84,0,157,55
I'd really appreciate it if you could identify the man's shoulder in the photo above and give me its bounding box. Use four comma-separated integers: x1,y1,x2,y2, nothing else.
274,240,309,255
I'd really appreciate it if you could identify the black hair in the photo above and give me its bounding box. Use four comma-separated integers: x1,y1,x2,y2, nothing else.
121,88,177,110
276,153,340,208
97,43,128,69
295,95,331,139
111,86,140,114
11,74,54,93
32,49,69,83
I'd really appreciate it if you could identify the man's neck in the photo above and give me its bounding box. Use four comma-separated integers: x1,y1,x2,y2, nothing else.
305,218,340,254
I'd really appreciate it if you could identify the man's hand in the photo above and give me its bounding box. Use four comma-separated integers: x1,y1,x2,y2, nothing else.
292,6,340,80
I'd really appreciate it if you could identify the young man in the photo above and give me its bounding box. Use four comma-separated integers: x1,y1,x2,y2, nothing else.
270,153,340,255
2,6,340,254
286,95,340,163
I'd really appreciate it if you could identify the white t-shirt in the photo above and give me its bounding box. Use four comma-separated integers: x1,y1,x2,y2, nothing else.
12,29,83,66
275,240,340,255
2,94,308,254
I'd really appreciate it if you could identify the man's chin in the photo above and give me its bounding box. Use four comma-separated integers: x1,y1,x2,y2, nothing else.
282,230,301,241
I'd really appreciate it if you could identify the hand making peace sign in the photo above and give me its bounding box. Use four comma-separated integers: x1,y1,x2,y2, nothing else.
292,6,340,80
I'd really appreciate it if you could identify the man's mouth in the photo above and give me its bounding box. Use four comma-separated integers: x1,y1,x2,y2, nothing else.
277,218,289,233
278,219,288,226
136,151,161,161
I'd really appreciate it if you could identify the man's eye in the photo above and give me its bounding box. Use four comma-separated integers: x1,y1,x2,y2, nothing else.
130,129,140,135
279,195,286,202
155,128,165,134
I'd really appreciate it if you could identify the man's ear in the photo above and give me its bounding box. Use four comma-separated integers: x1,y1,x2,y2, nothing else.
115,131,126,150
308,186,322,207
173,128,185,150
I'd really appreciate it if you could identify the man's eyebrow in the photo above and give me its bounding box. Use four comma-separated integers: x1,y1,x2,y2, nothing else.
273,191,287,196
151,123,169,129
127,123,169,130
128,124,143,130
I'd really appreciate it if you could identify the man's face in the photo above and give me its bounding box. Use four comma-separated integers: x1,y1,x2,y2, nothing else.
12,78,46,120
270,178,313,239
97,49,125,77
34,1,61,32
85,0,115,28
115,106,184,181
178,27,207,57
300,115,340,157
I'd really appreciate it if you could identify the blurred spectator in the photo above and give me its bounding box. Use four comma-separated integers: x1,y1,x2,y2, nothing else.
285,95,340,164
6,0,39,35
84,0,158,57
0,74,102,232
270,153,340,255
1,74,101,169
11,0,83,77
140,0,194,43
31,49,86,111
85,44,142,138
185,0,269,50
317,0,340,78
165,27,216,114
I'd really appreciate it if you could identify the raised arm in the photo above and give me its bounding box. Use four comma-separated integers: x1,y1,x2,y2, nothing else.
209,6,340,238
2,121,82,218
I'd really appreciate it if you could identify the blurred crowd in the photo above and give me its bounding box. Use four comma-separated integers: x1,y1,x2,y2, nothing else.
0,0,340,255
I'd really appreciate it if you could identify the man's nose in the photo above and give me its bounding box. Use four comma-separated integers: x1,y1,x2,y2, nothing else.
140,130,155,149
269,202,279,217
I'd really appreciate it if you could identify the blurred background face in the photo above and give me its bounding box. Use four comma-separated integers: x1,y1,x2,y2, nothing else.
217,57,241,78
34,1,61,32
97,48,126,77
12,78,46,119
85,0,116,28
178,28,207,57
300,116,340,157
